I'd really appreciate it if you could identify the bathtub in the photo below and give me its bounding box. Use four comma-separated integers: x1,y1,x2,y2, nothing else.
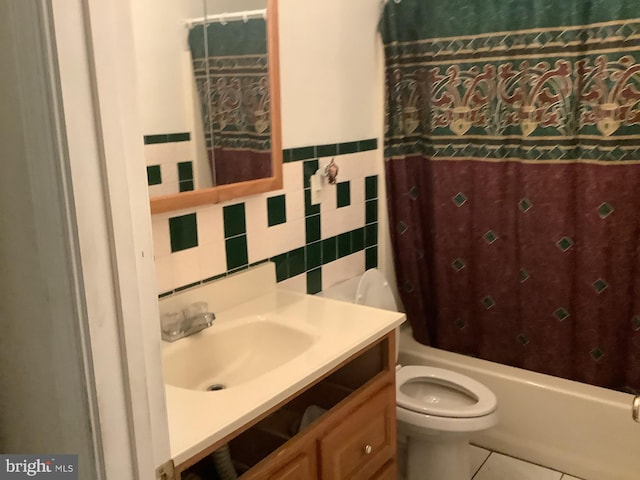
398,327,640,480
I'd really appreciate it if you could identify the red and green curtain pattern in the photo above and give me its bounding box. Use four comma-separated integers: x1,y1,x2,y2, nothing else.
381,0,640,392
189,19,271,185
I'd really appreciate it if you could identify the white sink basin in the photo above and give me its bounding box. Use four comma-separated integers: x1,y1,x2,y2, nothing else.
162,320,315,391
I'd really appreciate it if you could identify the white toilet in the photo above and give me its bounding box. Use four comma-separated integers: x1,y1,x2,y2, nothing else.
320,269,498,480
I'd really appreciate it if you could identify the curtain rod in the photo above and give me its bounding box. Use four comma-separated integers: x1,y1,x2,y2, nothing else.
186,9,267,27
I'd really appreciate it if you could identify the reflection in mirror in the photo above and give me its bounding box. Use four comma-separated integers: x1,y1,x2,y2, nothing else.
139,0,282,214
188,11,271,186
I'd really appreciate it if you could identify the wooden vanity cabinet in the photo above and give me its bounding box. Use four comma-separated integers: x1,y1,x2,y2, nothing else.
176,331,397,480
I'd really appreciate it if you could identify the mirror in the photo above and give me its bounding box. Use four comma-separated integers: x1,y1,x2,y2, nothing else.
144,0,282,214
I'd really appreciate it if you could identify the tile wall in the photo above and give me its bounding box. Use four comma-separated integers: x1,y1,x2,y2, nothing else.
149,137,381,297
144,133,197,197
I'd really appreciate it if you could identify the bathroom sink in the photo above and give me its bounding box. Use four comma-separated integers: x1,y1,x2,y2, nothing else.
162,320,315,391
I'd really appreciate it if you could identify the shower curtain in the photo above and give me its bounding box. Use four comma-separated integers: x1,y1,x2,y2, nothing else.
188,18,271,185
381,0,640,392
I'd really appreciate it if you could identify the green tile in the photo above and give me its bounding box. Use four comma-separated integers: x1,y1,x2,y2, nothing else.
178,161,193,181
158,291,174,298
203,273,227,284
322,237,337,264
146,165,162,186
519,268,530,283
307,268,322,294
283,149,293,163
306,241,322,270
169,213,198,252
351,227,364,252
305,214,321,243
304,189,320,216
271,253,288,282
175,281,201,292
179,180,194,192
267,195,287,227
365,246,378,269
144,134,168,145
291,146,316,161
303,159,319,188
288,247,306,277
359,138,378,151
167,132,191,142
223,203,246,238
338,141,358,155
317,143,338,157
366,199,378,224
337,232,351,258
365,176,378,200
225,235,248,270
365,223,378,248
337,181,351,208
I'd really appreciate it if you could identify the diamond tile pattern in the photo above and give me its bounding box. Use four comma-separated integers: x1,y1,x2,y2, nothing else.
556,237,574,252
482,296,496,309
554,307,570,321
519,198,533,212
452,192,468,206
592,278,608,294
483,230,498,244
598,202,614,218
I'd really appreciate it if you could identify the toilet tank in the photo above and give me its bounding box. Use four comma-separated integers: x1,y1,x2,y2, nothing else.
319,269,399,312
317,269,400,360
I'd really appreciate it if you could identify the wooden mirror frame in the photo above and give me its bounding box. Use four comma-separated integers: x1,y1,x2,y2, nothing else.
150,0,282,214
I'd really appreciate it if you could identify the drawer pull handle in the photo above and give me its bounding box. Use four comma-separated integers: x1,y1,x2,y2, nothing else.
364,444,373,455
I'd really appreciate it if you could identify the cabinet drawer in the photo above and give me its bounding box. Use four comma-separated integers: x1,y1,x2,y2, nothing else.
268,452,314,480
319,385,395,480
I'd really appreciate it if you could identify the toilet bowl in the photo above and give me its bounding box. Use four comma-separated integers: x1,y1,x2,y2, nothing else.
319,269,498,480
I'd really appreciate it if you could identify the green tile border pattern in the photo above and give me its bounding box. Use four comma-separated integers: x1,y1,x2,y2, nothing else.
158,138,380,298
283,138,378,163
144,132,191,144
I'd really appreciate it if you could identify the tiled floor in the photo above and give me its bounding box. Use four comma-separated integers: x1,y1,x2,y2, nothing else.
470,445,583,480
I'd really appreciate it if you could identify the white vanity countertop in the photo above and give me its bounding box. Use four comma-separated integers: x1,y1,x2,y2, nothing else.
163,288,405,465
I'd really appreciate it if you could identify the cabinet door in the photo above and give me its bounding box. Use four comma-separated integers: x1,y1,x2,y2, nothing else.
318,385,396,480
268,452,314,480
240,432,318,480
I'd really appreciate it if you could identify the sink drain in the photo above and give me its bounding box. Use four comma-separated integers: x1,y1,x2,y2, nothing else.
206,383,226,392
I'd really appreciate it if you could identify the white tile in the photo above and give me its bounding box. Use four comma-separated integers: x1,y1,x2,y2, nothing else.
321,251,365,290
469,445,491,477
160,162,179,185
474,453,563,480
155,255,173,294
144,143,176,166
245,194,269,235
350,177,365,204
173,139,196,161
278,273,307,294
285,189,305,222
282,161,302,191
273,218,305,254
148,182,179,197
170,247,202,290
198,241,227,280
247,224,270,263
151,214,171,257
196,205,224,245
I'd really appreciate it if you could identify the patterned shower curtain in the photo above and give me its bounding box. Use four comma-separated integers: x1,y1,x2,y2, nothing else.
188,19,271,185
381,0,640,392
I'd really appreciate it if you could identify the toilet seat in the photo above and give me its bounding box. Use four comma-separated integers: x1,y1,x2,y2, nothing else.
396,366,497,418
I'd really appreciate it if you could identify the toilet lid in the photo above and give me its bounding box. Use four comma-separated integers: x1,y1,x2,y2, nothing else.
396,366,497,418
355,269,398,311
